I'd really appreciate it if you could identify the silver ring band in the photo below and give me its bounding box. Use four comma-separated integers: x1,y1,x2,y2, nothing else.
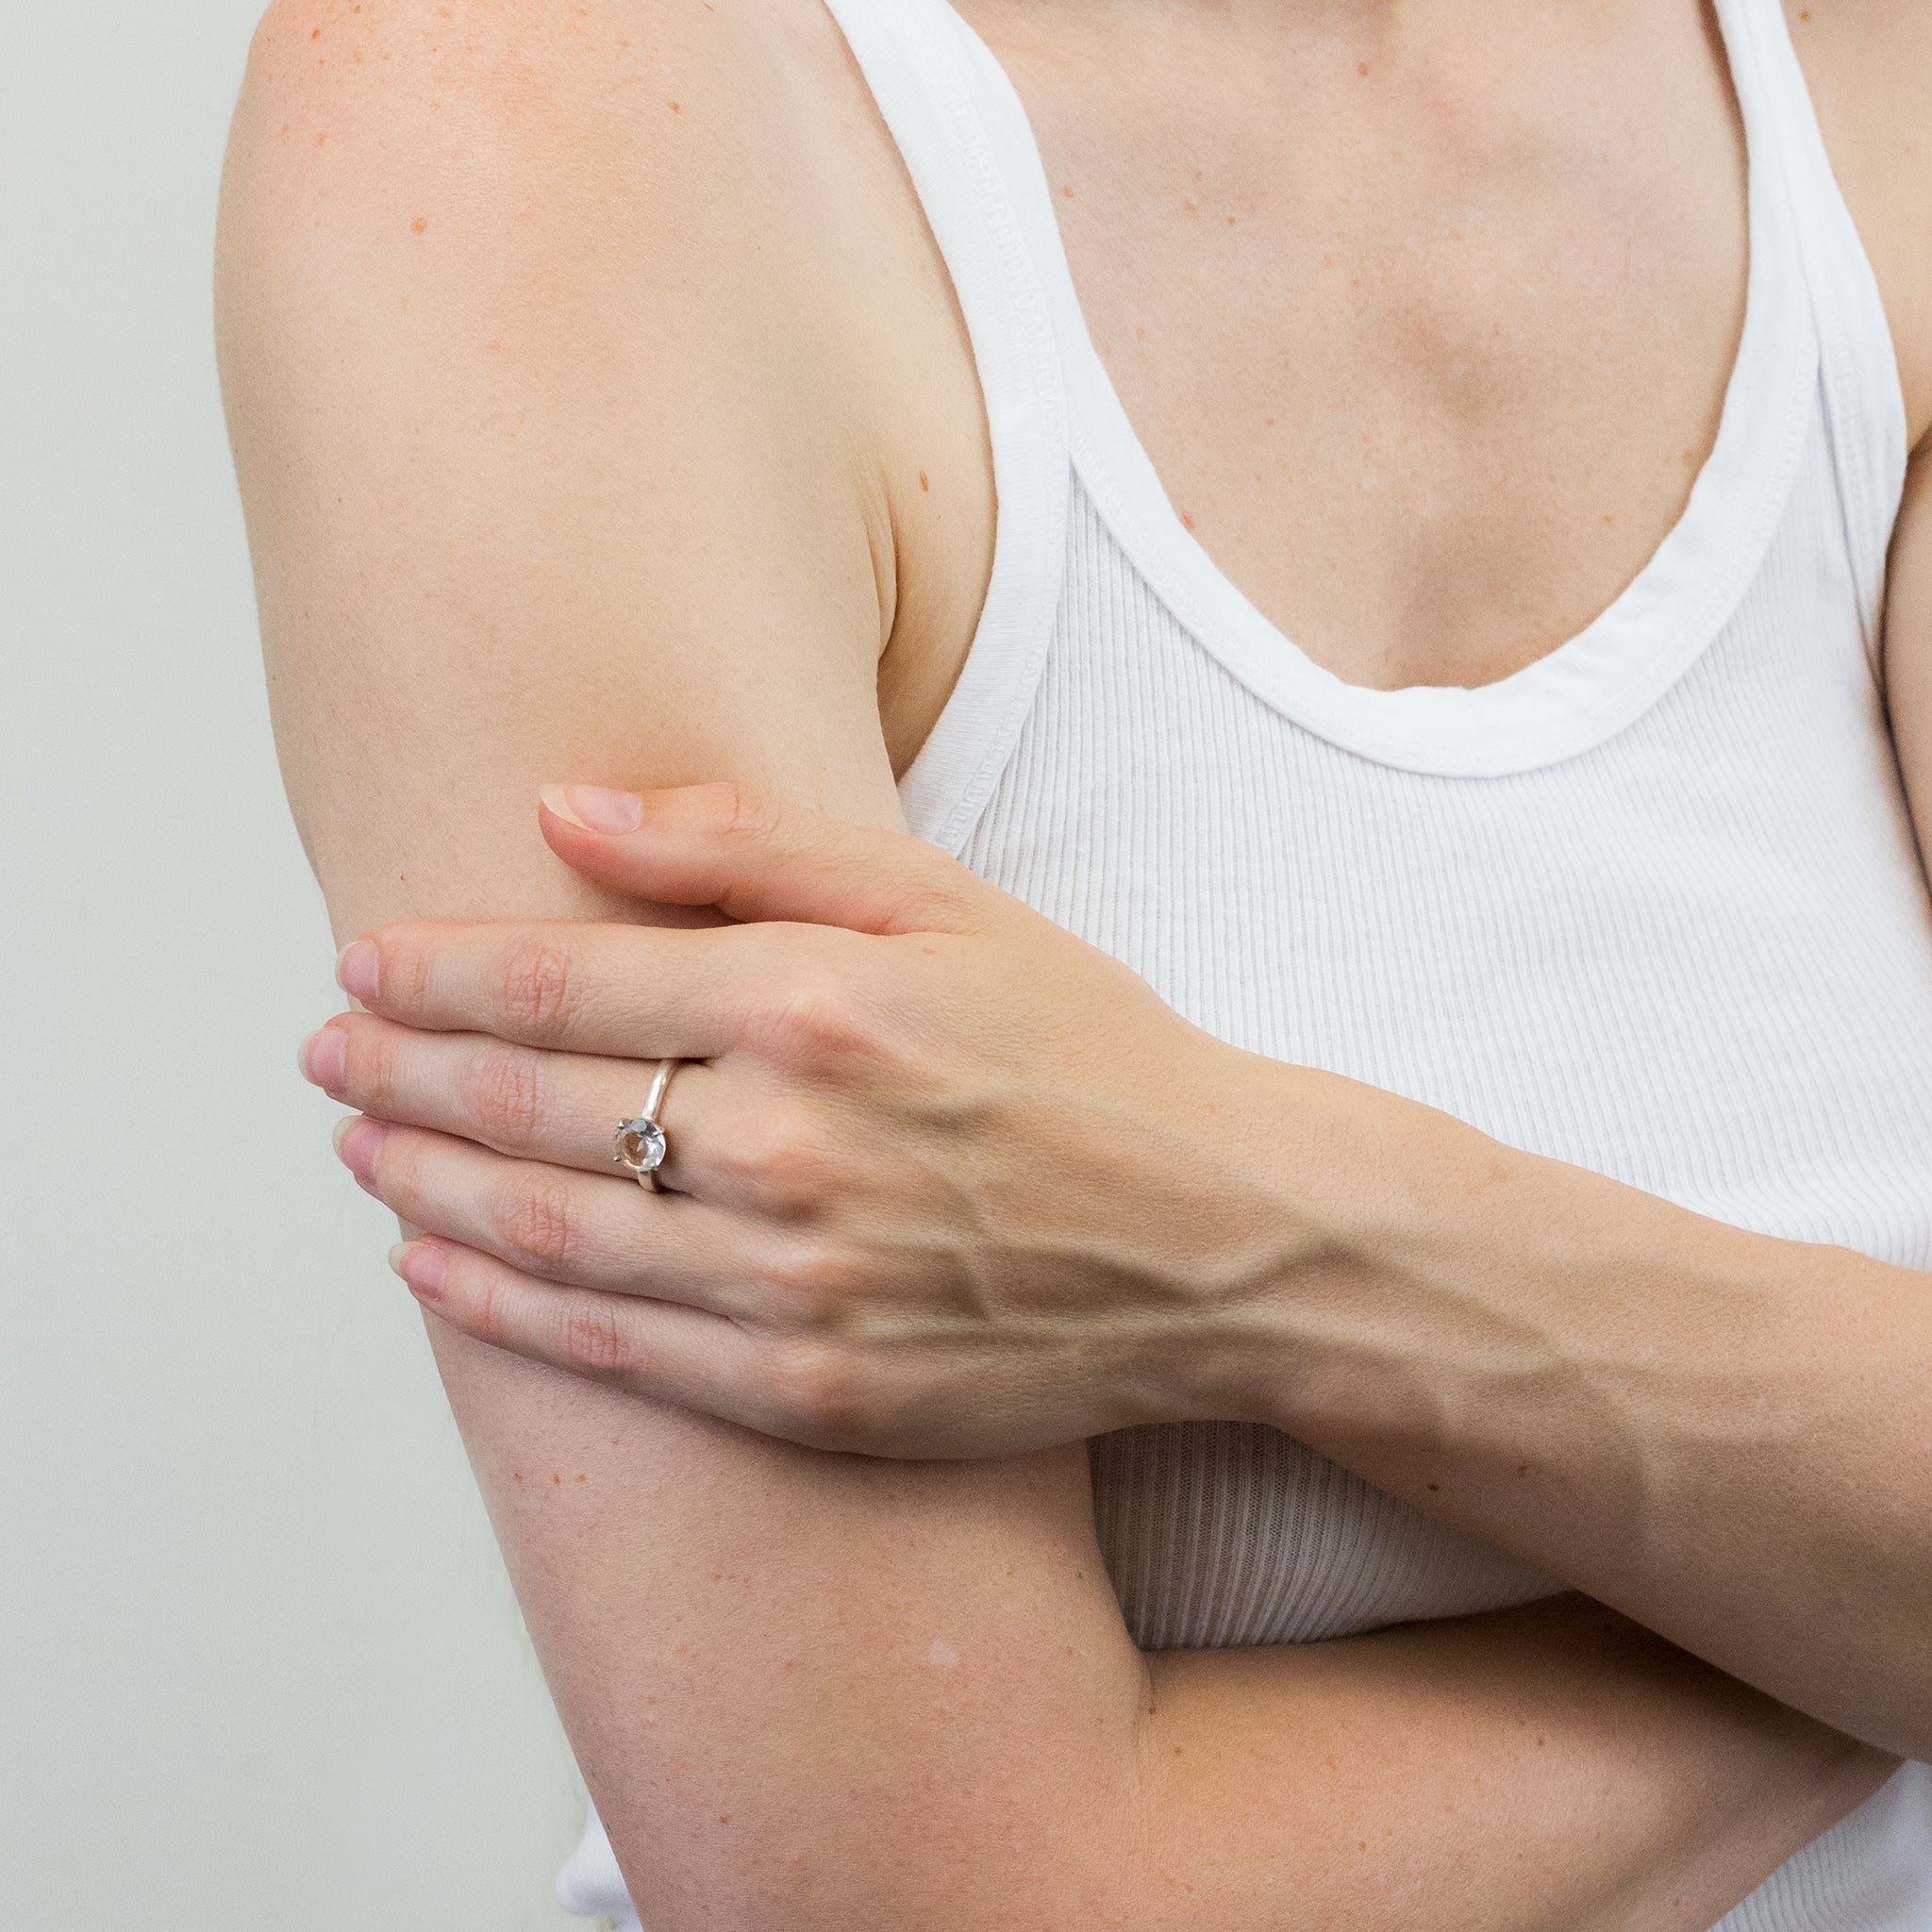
613,1058,681,1191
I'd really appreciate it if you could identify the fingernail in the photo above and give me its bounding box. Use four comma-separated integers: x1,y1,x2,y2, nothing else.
542,783,644,834
300,1024,347,1094
332,1116,387,1189
389,1241,446,1302
337,940,379,1002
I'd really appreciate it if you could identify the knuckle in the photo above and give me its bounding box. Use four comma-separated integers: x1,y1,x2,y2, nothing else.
761,1240,848,1331
701,779,779,846
765,1340,874,1445
362,1122,414,1203
494,936,583,1039
494,1172,583,1272
559,1298,632,1378
465,1046,545,1151
759,971,876,1069
722,1111,836,1218
370,927,432,1017
342,1024,403,1115
465,1265,512,1349
752,1233,886,1346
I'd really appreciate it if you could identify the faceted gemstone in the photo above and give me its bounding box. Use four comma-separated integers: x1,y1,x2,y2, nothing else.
612,1116,667,1174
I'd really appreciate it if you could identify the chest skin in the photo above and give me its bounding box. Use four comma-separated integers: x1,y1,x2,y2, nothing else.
831,0,1906,779
987,0,1764,681
964,0,1755,696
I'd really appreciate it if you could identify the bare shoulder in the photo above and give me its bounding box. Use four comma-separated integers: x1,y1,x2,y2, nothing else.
221,0,897,452
220,0,991,788
229,0,869,296
217,0,960,919
1787,0,1932,445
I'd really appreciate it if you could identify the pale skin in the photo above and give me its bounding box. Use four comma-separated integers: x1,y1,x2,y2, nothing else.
216,0,1932,1924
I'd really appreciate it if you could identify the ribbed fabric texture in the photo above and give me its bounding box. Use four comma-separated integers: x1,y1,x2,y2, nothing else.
560,0,1932,1923
969,469,1932,1931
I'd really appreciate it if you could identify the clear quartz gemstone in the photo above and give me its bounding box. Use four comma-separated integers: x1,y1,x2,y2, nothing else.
613,1116,667,1173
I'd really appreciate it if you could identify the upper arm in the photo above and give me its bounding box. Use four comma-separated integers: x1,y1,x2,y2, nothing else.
216,4,1146,1921
218,0,901,895
1793,0,1932,852
1889,453,1932,851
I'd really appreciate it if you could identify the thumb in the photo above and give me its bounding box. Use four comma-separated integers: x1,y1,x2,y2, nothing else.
538,782,986,935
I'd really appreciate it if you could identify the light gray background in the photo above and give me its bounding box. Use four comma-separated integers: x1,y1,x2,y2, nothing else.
3,8,591,1927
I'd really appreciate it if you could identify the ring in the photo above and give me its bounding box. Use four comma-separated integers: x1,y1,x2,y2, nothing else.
613,1058,681,1192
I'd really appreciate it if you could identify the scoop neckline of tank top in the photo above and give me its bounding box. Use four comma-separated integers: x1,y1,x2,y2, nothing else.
937,0,1820,778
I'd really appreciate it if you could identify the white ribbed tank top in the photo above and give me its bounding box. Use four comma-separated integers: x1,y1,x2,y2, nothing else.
561,0,1932,1923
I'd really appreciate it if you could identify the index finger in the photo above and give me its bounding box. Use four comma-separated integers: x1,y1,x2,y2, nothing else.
335,918,769,1057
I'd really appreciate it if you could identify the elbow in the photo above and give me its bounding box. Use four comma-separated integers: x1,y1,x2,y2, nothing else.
605,1799,1132,1932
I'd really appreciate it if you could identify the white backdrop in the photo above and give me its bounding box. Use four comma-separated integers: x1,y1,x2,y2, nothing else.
2,7,590,1927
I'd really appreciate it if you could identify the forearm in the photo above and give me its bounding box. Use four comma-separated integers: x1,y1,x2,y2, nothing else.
440,1318,1885,1932
1228,1060,1932,1757
1237,439,1932,1758
1141,1597,1893,1932
314,901,1908,1924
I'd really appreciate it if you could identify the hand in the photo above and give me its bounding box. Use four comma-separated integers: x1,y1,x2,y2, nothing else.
306,783,1338,1456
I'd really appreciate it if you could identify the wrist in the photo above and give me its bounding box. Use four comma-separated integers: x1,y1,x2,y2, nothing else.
1159,1040,1470,1432
1192,1047,1542,1442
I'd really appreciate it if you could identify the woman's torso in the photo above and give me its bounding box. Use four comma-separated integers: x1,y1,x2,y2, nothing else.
861,0,1932,759
565,0,1932,1922
841,0,1932,1922
946,0,1757,695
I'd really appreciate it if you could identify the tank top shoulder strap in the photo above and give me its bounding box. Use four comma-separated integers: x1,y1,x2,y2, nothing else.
824,0,1915,810
1716,0,1909,652
818,0,1073,851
